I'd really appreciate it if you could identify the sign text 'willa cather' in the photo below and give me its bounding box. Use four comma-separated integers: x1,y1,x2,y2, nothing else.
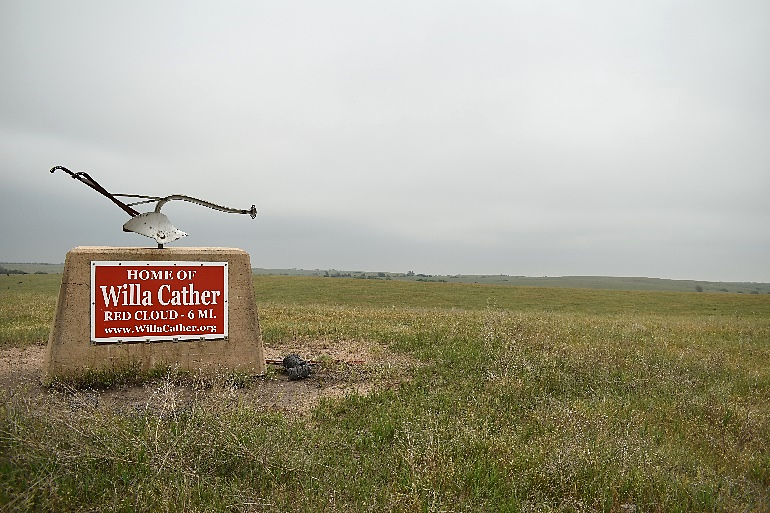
91,261,228,343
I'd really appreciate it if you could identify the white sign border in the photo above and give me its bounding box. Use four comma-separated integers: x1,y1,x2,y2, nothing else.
90,260,229,344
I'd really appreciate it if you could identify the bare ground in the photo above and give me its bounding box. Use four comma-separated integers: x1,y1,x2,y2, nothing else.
0,340,416,416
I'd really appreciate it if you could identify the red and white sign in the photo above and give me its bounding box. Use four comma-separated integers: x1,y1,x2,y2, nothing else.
91,261,228,343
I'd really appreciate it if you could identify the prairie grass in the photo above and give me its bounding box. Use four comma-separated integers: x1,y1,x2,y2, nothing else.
1,275,769,511
0,276,58,348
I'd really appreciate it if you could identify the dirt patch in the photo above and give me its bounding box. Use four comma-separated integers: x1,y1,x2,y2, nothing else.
0,345,45,388
0,340,416,416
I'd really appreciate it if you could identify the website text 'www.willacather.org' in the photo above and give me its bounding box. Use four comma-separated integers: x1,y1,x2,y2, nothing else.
102,324,221,335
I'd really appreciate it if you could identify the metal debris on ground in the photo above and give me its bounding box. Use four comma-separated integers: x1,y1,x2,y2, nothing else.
265,358,365,366
282,353,313,381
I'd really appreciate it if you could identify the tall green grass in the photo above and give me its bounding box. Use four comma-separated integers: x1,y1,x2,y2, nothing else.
1,275,769,511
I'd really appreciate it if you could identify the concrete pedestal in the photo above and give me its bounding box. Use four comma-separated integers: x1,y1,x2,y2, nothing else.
43,246,266,381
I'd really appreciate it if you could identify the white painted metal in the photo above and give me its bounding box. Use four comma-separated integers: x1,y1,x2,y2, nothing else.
122,212,188,244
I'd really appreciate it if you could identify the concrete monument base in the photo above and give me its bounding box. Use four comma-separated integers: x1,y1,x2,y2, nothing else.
43,246,266,382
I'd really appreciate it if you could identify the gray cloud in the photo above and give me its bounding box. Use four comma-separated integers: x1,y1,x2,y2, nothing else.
1,1,768,281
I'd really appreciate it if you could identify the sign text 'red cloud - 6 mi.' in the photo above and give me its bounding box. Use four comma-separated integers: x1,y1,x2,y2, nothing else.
91,261,228,343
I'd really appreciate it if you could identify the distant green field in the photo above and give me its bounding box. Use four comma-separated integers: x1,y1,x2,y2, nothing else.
252,275,770,317
1,274,769,511
257,267,770,294
0,262,64,274
1,273,769,349
5,262,768,293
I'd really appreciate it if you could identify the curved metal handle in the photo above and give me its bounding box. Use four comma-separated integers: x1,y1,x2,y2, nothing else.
50,166,140,217
154,195,257,218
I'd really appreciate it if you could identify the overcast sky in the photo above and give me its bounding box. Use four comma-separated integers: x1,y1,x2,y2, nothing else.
1,1,768,282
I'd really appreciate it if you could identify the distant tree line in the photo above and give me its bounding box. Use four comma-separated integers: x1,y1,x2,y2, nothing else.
0,266,27,275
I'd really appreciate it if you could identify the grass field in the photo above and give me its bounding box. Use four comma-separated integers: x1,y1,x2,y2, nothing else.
5,262,769,293
1,274,769,512
256,268,770,294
